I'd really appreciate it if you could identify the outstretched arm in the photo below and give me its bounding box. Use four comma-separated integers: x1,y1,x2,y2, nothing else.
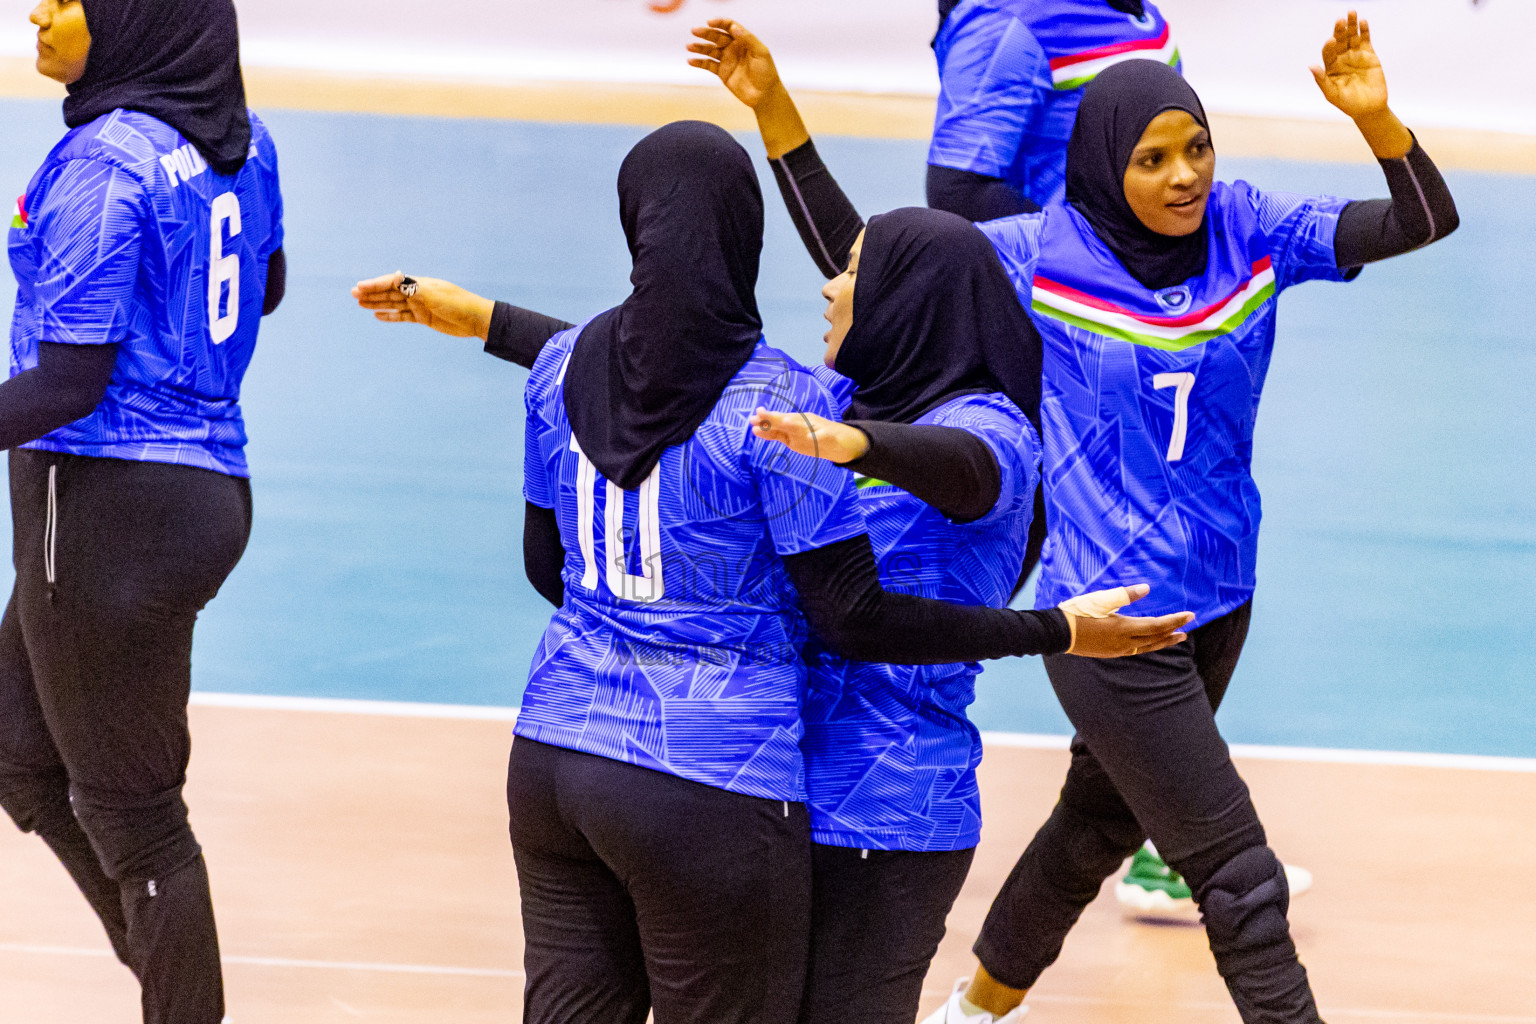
351,272,572,369
1311,13,1459,266
689,19,866,277
750,407,1002,524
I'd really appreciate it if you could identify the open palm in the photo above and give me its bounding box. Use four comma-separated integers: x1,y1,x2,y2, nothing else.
1311,11,1389,119
688,20,781,109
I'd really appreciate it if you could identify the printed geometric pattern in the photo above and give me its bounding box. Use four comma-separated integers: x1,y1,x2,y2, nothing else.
517,331,867,801
8,109,284,477
979,181,1354,627
930,0,1177,207
801,376,1041,851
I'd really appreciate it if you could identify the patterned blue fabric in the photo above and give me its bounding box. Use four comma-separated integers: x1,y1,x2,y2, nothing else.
930,0,1177,208
979,182,1354,628
800,369,1040,851
8,110,283,477
518,327,867,801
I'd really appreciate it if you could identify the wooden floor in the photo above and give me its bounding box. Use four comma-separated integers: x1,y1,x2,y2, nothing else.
3,705,1534,1023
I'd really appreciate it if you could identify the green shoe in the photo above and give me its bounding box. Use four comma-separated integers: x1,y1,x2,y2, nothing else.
1115,842,1198,920
1115,842,1314,922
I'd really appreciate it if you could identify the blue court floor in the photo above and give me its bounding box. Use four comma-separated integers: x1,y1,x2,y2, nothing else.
2,100,1533,757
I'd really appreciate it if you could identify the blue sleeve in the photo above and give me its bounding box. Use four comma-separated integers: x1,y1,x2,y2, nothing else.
30,160,146,346
935,396,1041,528
750,369,867,557
522,335,572,510
929,9,1051,180
1241,183,1355,291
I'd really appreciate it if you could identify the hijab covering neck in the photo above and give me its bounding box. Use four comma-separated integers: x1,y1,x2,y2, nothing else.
835,207,1043,432
66,0,251,176
564,121,765,492
1065,59,1210,292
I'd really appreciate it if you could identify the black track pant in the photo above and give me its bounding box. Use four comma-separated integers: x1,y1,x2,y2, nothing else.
508,737,813,1024
974,603,1325,1024
800,844,974,1024
0,450,251,1024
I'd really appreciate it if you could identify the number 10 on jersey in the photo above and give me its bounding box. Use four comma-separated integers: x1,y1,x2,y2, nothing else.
568,435,666,603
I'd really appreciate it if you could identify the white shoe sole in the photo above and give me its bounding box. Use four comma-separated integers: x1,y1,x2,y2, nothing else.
1116,863,1314,922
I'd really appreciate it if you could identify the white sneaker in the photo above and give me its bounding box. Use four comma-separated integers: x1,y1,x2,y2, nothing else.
920,978,1029,1024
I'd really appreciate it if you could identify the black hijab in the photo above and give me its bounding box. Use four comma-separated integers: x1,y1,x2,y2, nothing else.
835,207,1043,432
66,0,251,176
564,121,765,491
1064,59,1210,291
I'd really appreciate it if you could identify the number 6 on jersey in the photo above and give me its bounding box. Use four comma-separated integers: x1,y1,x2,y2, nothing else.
207,191,241,344
1153,372,1195,463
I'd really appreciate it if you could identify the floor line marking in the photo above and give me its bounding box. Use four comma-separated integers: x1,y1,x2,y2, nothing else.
188,693,1536,774
0,943,523,979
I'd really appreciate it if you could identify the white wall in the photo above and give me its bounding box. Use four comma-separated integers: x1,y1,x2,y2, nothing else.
2,0,1531,132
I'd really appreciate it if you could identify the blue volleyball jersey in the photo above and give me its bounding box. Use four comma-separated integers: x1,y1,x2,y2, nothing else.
931,0,1178,207
518,328,867,801
799,368,1039,851
978,182,1355,628
8,109,283,477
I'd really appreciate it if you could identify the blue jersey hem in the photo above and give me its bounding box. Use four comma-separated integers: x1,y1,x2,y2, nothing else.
20,439,249,478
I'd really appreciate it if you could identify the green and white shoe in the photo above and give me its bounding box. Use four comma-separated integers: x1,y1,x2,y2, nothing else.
1114,842,1314,922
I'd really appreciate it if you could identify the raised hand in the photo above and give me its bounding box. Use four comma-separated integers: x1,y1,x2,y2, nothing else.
1310,11,1388,119
351,272,495,340
749,407,870,464
1059,584,1195,658
1308,10,1412,159
687,19,782,109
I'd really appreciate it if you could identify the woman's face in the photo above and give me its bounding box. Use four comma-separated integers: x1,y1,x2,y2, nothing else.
31,0,90,85
1122,110,1215,237
820,229,865,369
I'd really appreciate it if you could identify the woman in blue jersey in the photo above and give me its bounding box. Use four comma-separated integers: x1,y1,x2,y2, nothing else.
353,122,1189,1024
0,2,284,1021
928,0,1179,221
745,206,1163,1024
695,13,1458,1024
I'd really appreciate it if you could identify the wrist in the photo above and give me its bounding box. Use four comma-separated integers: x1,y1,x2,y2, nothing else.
1352,107,1412,160
832,424,871,464
755,84,810,161
471,295,496,341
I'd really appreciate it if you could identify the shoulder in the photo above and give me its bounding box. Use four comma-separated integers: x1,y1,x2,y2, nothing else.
526,319,585,410
930,392,1038,453
723,343,837,417
977,210,1047,276
811,365,856,416
53,110,178,182
245,112,281,177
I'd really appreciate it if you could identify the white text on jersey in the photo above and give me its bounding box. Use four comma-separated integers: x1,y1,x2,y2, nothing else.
159,144,209,188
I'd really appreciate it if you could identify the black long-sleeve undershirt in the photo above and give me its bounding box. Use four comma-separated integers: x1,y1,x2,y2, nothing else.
845,419,1002,524
926,165,1040,224
263,248,286,315
524,502,566,607
486,301,573,369
0,341,118,451
1335,139,1459,268
521,507,1070,661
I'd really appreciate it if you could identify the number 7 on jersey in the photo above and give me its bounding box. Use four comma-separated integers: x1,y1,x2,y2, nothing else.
1153,372,1195,463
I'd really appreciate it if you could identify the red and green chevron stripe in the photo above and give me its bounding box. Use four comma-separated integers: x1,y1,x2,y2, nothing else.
1031,257,1276,351
1049,24,1180,90
10,195,26,231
